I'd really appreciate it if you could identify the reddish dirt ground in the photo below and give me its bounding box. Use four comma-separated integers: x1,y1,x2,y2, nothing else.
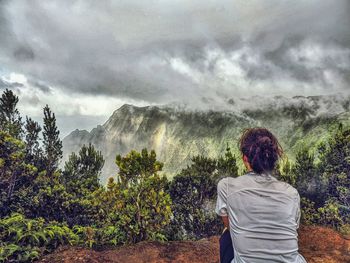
38,226,350,263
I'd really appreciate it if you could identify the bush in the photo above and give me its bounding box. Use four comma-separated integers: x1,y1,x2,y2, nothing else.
167,151,238,240
339,224,350,237
300,197,319,225
0,213,78,262
0,213,129,262
95,225,126,247
106,149,172,243
317,199,343,229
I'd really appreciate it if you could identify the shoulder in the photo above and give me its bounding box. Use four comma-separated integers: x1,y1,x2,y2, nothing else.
217,177,228,193
217,174,253,193
274,179,300,200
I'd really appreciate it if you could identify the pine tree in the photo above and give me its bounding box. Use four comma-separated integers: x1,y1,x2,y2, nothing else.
42,105,62,178
63,143,104,195
24,117,42,166
0,89,23,138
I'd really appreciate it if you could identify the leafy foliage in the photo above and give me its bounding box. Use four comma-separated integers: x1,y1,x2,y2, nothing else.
317,199,343,228
276,156,295,186
318,124,350,208
63,143,104,195
312,124,350,227
111,149,172,243
292,147,321,204
0,89,23,139
43,105,62,178
278,124,350,229
0,213,78,262
60,144,105,226
24,117,42,167
299,197,319,225
167,146,239,240
0,131,37,217
217,144,239,178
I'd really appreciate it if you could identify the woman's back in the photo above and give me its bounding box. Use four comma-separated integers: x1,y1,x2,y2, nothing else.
216,171,306,262
216,127,307,262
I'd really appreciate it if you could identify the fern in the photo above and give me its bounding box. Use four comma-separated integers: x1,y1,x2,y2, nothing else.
17,246,40,262
0,213,79,262
0,243,21,262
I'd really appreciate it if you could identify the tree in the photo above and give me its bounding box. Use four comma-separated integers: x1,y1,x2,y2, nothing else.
217,144,239,178
293,124,350,229
168,155,223,240
29,150,101,225
29,170,71,222
24,117,42,167
63,144,104,195
167,148,239,240
42,105,62,178
110,149,172,243
292,147,320,203
318,124,350,215
0,131,37,216
276,156,295,186
0,89,23,138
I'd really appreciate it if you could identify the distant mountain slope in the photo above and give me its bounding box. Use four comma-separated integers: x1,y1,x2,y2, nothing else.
62,95,350,184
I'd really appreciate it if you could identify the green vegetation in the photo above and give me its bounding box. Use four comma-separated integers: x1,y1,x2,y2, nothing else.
100,149,172,243
277,123,350,229
167,146,239,240
0,213,77,262
0,89,349,261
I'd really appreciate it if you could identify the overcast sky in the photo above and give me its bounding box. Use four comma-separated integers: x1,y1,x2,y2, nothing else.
0,0,350,136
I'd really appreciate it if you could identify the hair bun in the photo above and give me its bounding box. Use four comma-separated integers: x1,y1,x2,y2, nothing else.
257,136,274,159
257,136,272,147
239,127,283,173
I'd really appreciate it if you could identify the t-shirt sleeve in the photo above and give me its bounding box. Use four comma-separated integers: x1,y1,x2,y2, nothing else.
215,178,228,217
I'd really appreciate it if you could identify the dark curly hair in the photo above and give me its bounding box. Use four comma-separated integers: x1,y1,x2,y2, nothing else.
239,127,283,174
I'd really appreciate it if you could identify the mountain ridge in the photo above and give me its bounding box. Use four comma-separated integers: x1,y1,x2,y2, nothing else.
62,94,350,184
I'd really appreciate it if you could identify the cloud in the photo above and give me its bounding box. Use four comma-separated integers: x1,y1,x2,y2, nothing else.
0,78,23,89
0,73,147,117
0,0,349,112
0,72,151,137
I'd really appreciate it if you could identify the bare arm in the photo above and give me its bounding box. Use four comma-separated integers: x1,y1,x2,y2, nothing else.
221,215,229,229
216,178,229,230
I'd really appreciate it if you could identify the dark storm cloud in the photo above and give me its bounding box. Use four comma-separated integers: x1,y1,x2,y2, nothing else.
0,0,349,107
13,46,35,62
28,80,51,93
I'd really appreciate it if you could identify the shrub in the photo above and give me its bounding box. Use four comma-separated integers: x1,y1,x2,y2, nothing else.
167,150,238,240
300,197,319,225
107,149,172,243
0,213,78,262
317,199,343,229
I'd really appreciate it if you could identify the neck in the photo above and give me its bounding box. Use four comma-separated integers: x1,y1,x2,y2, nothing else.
249,170,273,176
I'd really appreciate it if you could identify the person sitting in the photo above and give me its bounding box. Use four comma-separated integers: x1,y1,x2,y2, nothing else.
216,127,307,263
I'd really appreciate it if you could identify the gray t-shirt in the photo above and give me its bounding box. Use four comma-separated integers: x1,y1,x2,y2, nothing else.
216,171,307,263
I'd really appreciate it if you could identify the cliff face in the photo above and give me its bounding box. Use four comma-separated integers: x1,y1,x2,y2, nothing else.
62,95,350,184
